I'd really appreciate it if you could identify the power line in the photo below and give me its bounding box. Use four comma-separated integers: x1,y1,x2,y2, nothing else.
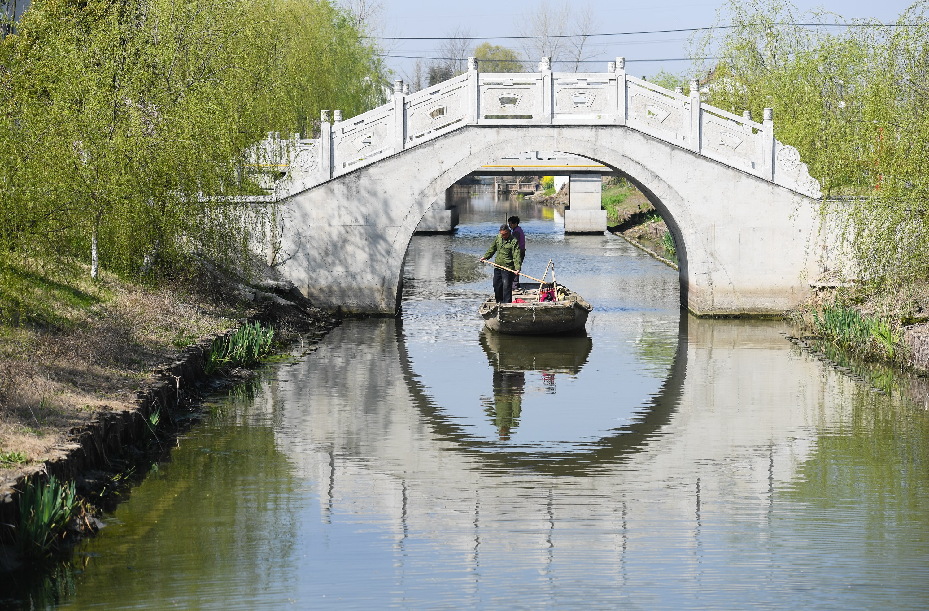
369,22,922,41
380,54,711,64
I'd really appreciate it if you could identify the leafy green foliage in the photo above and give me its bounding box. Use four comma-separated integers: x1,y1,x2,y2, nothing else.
473,42,524,72
0,0,387,294
0,450,28,466
694,0,929,289
648,70,687,91
15,475,80,559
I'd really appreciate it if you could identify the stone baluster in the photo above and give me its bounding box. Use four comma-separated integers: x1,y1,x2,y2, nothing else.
689,79,701,153
615,57,627,126
393,80,406,152
539,57,553,125
467,57,480,125
320,110,333,180
763,107,775,180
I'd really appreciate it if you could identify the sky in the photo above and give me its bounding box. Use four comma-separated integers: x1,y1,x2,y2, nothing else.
366,0,918,82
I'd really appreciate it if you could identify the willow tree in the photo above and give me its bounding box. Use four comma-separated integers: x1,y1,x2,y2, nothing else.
851,3,929,284
0,0,386,281
473,43,523,73
693,0,929,288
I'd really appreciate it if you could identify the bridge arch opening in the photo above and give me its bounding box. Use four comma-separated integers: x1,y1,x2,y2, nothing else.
403,143,691,308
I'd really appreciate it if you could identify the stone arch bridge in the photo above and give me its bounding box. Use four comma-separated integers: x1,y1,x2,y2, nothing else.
257,57,831,316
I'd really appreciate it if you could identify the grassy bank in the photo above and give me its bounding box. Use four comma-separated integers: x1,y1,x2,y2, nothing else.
791,282,929,373
601,178,678,266
0,257,250,477
0,254,337,566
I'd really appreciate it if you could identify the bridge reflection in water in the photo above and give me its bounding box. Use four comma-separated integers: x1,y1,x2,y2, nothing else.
245,313,929,610
57,215,929,609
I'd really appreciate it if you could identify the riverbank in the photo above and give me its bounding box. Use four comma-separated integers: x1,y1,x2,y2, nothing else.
603,181,929,381
0,258,339,569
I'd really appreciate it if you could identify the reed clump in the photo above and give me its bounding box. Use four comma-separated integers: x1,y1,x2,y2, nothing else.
812,305,900,361
205,321,275,373
15,475,80,559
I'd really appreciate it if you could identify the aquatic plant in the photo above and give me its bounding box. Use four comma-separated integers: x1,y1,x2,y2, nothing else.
205,321,275,373
812,305,899,360
16,475,79,559
869,319,899,360
813,305,872,348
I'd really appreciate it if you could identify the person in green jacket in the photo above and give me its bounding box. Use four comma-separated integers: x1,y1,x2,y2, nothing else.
481,224,523,303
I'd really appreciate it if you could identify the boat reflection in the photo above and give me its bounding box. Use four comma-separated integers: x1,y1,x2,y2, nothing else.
479,329,593,374
479,330,593,439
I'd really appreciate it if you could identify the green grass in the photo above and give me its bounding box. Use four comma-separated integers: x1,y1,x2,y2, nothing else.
15,475,80,559
205,321,275,373
0,256,108,330
0,450,29,466
601,184,634,224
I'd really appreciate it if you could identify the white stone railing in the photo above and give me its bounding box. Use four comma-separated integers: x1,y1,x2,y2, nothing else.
261,57,820,199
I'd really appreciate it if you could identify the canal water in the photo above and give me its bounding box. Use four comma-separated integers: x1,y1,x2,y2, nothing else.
16,194,929,609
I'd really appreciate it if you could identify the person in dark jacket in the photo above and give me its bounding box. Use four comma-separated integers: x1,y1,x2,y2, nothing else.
481,224,523,303
507,216,526,292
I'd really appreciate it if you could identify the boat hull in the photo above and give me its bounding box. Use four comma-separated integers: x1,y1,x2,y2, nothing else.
478,285,592,335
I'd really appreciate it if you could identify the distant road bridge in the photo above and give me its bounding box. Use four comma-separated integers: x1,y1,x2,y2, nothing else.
257,57,833,316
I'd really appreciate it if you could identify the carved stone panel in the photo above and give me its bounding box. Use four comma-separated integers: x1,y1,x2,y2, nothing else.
627,88,686,142
407,83,468,142
553,78,613,115
333,110,393,169
291,141,320,175
701,113,760,169
480,82,539,119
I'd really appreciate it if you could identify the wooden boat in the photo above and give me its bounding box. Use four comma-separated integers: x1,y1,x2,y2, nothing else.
478,282,592,335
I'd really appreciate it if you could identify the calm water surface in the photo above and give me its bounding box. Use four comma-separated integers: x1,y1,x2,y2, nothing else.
22,195,929,608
